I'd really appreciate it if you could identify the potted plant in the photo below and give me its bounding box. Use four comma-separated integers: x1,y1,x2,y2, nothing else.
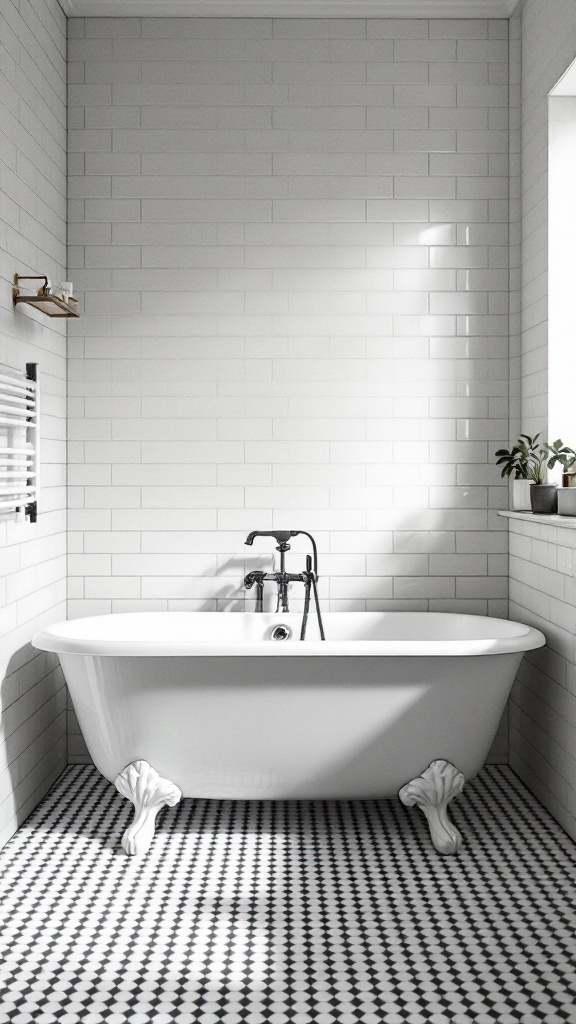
546,439,576,515
495,434,557,513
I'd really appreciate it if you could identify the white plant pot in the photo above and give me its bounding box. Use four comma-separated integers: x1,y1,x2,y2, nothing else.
512,479,533,511
558,488,576,516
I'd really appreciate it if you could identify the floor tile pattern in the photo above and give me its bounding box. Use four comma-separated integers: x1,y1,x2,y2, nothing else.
0,766,574,1024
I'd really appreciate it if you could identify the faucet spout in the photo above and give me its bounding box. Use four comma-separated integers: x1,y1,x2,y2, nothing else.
243,530,318,578
244,530,296,548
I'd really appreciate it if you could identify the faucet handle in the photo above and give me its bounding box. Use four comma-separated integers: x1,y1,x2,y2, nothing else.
244,570,265,590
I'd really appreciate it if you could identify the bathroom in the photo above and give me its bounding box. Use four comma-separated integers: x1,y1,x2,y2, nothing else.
0,0,575,1019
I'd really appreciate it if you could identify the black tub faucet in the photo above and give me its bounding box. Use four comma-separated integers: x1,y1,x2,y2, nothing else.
243,530,320,616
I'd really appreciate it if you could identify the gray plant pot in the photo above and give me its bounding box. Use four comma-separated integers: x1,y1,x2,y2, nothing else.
530,484,558,514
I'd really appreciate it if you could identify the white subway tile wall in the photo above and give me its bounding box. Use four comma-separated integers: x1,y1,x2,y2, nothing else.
507,0,576,843
67,16,511,759
0,0,68,847
508,517,576,842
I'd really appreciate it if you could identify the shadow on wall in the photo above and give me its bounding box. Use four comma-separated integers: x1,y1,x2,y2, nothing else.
0,645,67,846
130,517,508,616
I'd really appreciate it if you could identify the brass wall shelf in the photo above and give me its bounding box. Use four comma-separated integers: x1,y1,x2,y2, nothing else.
13,275,80,318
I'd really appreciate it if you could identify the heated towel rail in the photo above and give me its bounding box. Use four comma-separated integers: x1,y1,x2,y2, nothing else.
0,362,38,522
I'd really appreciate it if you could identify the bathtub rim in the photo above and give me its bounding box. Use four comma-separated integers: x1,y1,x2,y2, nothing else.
32,610,546,658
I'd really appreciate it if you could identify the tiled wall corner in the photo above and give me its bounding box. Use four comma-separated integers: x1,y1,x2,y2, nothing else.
508,0,576,842
508,8,521,451
508,518,576,842
0,0,68,848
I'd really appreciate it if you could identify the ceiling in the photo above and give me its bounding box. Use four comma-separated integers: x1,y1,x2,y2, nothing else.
60,0,519,18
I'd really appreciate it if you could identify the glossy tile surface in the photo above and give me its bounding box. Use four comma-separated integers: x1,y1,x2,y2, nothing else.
66,16,511,629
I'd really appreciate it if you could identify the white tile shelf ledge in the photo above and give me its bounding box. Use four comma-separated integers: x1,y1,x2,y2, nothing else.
499,510,576,530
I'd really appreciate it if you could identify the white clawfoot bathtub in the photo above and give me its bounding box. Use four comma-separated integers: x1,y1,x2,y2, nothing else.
33,611,545,856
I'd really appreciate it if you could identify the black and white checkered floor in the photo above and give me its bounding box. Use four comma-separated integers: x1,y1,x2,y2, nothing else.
0,766,574,1024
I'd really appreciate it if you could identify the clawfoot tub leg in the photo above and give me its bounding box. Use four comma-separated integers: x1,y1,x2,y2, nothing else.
399,760,465,855
114,760,182,856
